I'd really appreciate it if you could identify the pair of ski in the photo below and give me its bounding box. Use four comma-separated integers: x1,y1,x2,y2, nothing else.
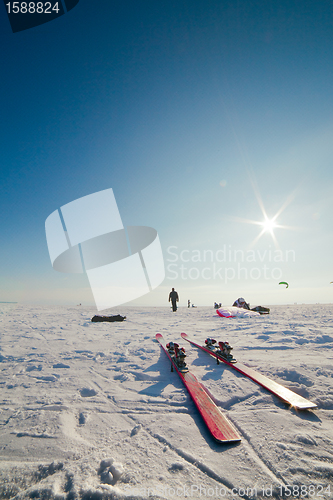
156,333,317,444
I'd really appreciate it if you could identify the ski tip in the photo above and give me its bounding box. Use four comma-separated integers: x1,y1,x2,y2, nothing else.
181,332,188,339
294,402,318,411
156,333,163,340
211,427,242,444
215,437,242,444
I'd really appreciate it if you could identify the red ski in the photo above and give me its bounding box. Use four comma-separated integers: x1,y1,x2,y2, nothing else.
181,333,317,411
156,333,241,444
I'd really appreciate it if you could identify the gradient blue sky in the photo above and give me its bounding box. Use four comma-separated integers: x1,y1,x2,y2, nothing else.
1,0,333,308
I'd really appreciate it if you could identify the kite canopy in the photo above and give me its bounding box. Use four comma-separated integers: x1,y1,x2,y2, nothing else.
279,281,289,288
217,306,260,318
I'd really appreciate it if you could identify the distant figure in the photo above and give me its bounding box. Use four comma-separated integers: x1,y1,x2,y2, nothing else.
169,288,179,312
188,300,190,308
233,297,250,309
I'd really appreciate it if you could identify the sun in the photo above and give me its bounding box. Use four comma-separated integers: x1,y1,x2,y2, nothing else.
229,178,298,248
261,218,276,234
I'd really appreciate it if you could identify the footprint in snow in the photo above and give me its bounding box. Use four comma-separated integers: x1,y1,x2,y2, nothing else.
78,412,87,425
53,363,70,369
80,388,97,397
130,424,141,436
26,365,42,372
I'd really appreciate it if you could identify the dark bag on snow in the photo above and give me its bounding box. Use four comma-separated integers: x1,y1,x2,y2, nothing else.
91,315,126,322
250,306,270,315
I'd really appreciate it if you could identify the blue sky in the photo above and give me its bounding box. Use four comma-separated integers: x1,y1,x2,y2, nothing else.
1,0,333,308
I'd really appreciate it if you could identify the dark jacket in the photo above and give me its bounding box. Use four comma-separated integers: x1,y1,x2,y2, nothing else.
169,291,179,302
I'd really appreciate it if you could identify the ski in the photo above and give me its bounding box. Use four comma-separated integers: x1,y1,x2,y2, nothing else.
181,333,317,411
156,333,241,444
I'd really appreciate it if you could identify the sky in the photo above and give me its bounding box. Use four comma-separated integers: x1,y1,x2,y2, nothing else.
1,0,333,308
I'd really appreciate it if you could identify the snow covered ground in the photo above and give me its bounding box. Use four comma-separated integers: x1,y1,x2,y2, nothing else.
1,303,333,499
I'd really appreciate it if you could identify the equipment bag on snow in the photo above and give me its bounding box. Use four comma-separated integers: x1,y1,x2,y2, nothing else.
91,315,126,322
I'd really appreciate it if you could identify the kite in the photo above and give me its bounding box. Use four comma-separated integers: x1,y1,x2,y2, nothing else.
279,281,289,288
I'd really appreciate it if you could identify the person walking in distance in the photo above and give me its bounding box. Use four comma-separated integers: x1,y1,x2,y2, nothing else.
169,288,179,312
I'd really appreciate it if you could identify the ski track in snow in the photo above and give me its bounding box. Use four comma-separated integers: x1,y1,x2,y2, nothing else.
0,304,333,499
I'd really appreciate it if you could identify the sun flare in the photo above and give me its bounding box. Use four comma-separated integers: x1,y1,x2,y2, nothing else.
229,179,298,248
261,218,276,233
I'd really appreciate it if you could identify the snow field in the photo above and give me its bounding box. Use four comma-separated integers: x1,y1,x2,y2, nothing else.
0,304,333,499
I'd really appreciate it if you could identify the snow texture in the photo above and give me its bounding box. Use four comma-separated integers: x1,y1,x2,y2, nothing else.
0,303,333,499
